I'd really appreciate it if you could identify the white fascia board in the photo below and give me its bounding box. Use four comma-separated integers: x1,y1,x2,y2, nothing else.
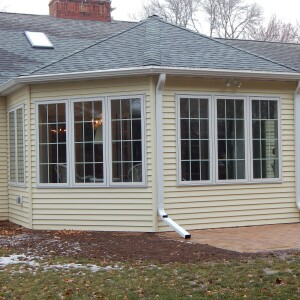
1,66,300,95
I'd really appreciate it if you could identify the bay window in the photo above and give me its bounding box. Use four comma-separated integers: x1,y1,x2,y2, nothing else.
37,95,145,187
178,95,281,185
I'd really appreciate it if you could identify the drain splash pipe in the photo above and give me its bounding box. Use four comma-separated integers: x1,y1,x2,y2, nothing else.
156,73,191,239
295,81,300,210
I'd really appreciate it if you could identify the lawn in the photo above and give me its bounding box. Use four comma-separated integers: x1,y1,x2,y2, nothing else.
0,253,300,299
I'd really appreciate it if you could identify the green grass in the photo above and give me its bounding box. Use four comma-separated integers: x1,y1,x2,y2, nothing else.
1,253,300,299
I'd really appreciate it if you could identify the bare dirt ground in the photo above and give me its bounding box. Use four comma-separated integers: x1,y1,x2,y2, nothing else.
0,221,259,263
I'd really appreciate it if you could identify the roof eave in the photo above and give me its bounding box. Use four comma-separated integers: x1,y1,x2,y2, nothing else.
1,66,300,95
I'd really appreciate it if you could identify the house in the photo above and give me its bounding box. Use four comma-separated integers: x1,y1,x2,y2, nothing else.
1,0,300,238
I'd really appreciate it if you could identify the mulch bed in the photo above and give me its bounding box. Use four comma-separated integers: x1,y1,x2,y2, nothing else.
0,221,257,263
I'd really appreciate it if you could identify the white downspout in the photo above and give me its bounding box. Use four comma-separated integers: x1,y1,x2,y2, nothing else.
156,73,191,239
294,81,300,209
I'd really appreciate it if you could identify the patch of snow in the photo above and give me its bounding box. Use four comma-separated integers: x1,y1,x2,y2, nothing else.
43,263,121,273
0,254,121,273
0,254,41,268
263,268,279,275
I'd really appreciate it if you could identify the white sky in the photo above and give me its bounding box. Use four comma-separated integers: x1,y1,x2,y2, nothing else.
1,0,299,30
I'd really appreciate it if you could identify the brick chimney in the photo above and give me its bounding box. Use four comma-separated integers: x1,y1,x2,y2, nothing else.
49,0,112,22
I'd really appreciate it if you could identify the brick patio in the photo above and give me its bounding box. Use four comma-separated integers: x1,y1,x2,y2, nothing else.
162,223,300,253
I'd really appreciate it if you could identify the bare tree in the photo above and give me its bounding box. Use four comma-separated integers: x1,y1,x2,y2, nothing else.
141,0,202,31
201,0,263,38
139,0,300,43
251,15,300,43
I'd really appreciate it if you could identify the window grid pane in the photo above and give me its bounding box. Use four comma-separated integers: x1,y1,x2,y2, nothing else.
9,111,16,183
39,104,67,184
217,99,245,180
180,98,210,182
16,108,25,183
74,100,104,184
111,98,143,183
252,100,279,179
9,108,25,185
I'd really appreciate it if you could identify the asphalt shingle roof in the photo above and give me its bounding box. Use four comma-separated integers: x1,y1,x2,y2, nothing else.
0,12,299,88
31,16,298,76
0,12,135,85
219,38,300,72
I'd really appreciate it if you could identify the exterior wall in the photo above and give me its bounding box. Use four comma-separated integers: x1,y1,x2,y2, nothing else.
30,77,156,231
159,77,300,231
7,87,31,227
0,96,8,220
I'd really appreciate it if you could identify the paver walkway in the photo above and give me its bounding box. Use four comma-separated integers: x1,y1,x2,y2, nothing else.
162,223,300,253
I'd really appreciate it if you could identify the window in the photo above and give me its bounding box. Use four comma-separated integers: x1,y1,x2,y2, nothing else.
178,95,281,185
9,106,25,185
111,98,143,183
179,97,210,182
25,31,54,49
38,103,67,184
217,98,245,181
37,96,145,186
73,100,104,184
251,99,279,179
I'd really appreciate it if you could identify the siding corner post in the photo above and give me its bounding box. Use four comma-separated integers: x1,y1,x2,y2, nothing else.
294,81,300,210
26,86,33,229
155,73,191,239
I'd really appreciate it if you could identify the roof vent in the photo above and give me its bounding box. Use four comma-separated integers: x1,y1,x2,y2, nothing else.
25,31,54,49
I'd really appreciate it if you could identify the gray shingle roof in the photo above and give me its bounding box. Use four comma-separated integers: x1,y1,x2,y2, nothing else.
0,12,135,85
219,38,300,72
31,16,298,77
0,13,299,88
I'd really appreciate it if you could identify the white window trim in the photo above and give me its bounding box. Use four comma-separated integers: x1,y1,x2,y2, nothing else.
176,93,282,186
176,94,213,185
35,95,147,188
8,104,26,187
213,95,249,185
108,95,147,187
36,99,70,188
70,98,107,187
249,96,282,183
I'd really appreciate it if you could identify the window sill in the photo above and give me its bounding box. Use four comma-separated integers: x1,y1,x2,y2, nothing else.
35,184,148,189
177,179,283,187
9,183,27,188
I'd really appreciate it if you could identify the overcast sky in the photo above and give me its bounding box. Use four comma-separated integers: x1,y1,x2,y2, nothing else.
1,0,299,30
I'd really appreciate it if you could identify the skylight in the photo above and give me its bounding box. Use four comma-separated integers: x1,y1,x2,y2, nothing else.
25,31,54,49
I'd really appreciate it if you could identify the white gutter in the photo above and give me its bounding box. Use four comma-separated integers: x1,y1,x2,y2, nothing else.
156,73,191,239
2,66,300,95
294,80,300,209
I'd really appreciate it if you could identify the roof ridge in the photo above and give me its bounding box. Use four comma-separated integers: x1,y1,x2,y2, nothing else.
143,16,161,66
24,18,147,77
154,17,299,73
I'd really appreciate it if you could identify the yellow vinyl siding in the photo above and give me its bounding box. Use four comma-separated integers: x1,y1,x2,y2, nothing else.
159,77,299,231
7,88,30,227
0,97,8,220
30,77,156,231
